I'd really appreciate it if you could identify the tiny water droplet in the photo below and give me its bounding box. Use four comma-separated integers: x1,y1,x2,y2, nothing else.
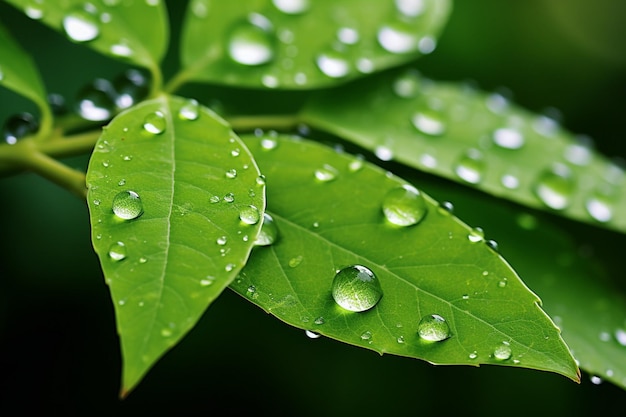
254,213,278,246
261,137,278,150
534,164,575,210
139,257,147,264
454,149,485,184
112,190,143,220
614,328,626,346
272,0,310,15
76,78,116,121
412,110,446,136
438,201,454,215
179,99,200,120
216,236,227,245
225,263,235,272
315,164,339,182
143,111,166,135
24,0,45,19
585,188,615,223
377,21,419,53
493,342,512,360
332,265,382,312
314,317,325,325
228,14,275,66
467,227,484,243
395,0,426,17
225,169,237,179
108,241,127,261
161,328,173,338
209,195,220,204
360,331,372,341
501,173,520,190
200,276,215,286
63,7,100,42
486,239,499,252
289,255,303,268
246,285,258,299
417,314,451,342
392,69,421,98
256,175,267,186
590,375,603,385
239,205,260,225
498,278,508,288
315,49,350,78
492,127,525,149
469,351,478,359
223,193,235,203
397,336,405,344
113,68,150,109
382,184,428,227
117,178,126,186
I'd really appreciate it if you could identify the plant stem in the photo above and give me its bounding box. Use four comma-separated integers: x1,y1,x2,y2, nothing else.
227,114,301,132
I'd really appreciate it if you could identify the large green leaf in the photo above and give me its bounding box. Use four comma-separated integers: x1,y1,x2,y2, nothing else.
421,178,626,390
0,20,51,135
4,0,168,84
301,68,626,233
231,133,580,382
86,95,265,396
179,0,451,89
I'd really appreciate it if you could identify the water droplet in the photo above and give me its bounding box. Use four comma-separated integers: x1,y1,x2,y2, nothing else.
76,78,116,121
223,192,235,203
374,145,393,161
392,69,421,98
501,173,520,190
454,149,485,184
272,0,310,14
590,375,603,385
360,331,373,342
486,239,499,252
615,328,626,346
564,137,592,166
438,201,454,215
112,190,143,220
117,178,126,186
534,164,575,210
254,213,278,246
200,276,215,286
337,27,359,45
63,7,100,42
225,263,235,272
585,187,615,223
315,164,339,182
332,265,382,312
160,328,173,338
246,285,258,299
108,241,127,261
113,68,150,109
412,110,446,136
377,21,419,53
468,351,478,359
397,335,405,344
493,342,512,360
2,112,39,145
418,36,436,54
289,255,303,268
467,227,484,243
314,316,325,325
209,195,220,204
417,314,451,342
305,330,321,339
216,236,227,246
485,92,509,114
256,175,267,187
498,278,508,288
139,257,147,264
143,111,166,135
25,0,44,19
225,169,237,179
228,14,275,66
315,49,350,78
239,205,260,225
396,0,426,17
492,127,525,149
382,184,428,227
260,137,278,150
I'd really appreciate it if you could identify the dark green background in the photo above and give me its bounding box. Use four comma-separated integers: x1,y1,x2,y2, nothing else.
1,0,625,415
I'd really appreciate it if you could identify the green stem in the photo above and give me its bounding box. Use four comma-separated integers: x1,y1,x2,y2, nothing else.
227,114,301,132
163,68,194,95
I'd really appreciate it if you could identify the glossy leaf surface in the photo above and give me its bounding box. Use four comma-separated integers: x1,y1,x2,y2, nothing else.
180,0,451,89
232,133,579,382
4,0,168,76
86,95,264,395
0,21,50,128
302,68,626,233
422,179,626,390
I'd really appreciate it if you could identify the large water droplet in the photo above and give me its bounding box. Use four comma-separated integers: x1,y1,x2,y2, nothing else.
179,99,200,121
315,49,350,78
228,14,275,66
143,111,166,135
492,127,525,149
377,21,419,53
272,0,310,14
467,226,484,243
108,241,127,261
417,314,451,342
25,0,45,19
2,112,39,145
332,265,382,312
454,149,485,184
239,205,261,225
534,164,575,210
112,190,144,220
76,78,117,121
254,213,278,246
63,7,100,42
382,184,428,227
585,188,614,223
113,68,150,109
493,342,512,360
395,0,426,17
412,110,446,136
315,164,339,182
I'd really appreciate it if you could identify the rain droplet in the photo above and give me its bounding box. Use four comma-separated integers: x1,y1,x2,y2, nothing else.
143,111,166,135
254,213,278,246
377,21,419,53
225,169,237,179
108,241,127,261
260,137,278,150
337,27,359,45
585,187,614,223
239,205,260,225
467,227,484,243
223,193,235,203
438,201,454,215
246,285,258,299
272,0,310,14
412,110,446,136
615,328,626,346
228,14,275,66
590,375,603,385
209,195,220,204
498,278,508,288
493,342,512,360
360,331,373,341
417,314,451,342
492,127,525,149
392,69,421,98
179,99,200,120
454,149,485,184
534,164,575,210
113,68,150,109
314,316,325,325
501,173,520,190
468,351,478,359
63,7,100,42
315,49,350,78
2,112,39,145
564,136,593,166
25,0,44,19
200,276,215,286
112,190,143,220
395,0,426,17
332,265,383,312
382,184,428,227
375,145,394,161
305,330,321,339
225,263,235,272
75,78,116,121
315,164,339,182
216,236,227,246
289,255,303,268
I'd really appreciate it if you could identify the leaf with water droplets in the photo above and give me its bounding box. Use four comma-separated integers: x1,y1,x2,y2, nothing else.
86,95,265,396
0,20,51,132
424,179,626,390
301,68,626,233
180,0,451,89
230,133,579,382
4,0,168,77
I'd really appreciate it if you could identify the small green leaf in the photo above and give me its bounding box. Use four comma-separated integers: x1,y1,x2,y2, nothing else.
231,133,579,382
0,20,51,134
180,0,451,89
424,180,626,390
86,95,265,396
4,0,168,84
301,68,626,233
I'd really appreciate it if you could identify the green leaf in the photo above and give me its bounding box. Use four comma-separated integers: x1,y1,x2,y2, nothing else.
421,179,626,390
0,20,52,134
301,68,626,233
231,133,580,382
4,0,168,86
179,0,451,89
86,95,265,396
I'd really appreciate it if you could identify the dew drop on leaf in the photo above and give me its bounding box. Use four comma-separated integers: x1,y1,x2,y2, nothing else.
377,21,419,54
493,342,512,360
467,226,485,243
112,190,143,220
24,0,45,19
143,111,166,135
305,330,321,339
2,112,38,145
179,99,200,120
454,149,485,184
331,265,383,312
585,190,614,223
534,163,575,210
75,78,116,121
417,314,451,342
225,169,237,179
392,69,421,98
315,49,351,78
412,110,446,136
314,164,339,182
239,205,260,225
108,241,127,261
254,213,278,246
382,184,428,227
492,127,525,149
227,14,275,66
272,0,310,14
113,68,150,109
63,7,100,42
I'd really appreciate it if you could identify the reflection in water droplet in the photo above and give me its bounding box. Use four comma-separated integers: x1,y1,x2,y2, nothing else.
360,331,373,341
143,111,166,134
179,99,200,120
255,213,278,246
63,7,100,42
239,205,260,225
316,50,350,78
108,241,127,261
469,351,478,359
615,328,626,346
412,110,446,136
377,21,419,53
112,190,144,220
417,314,451,342
332,265,382,312
228,14,275,66
200,276,215,286
454,149,485,184
382,184,428,227
534,164,575,210
493,342,512,360
493,127,525,149
76,78,116,121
